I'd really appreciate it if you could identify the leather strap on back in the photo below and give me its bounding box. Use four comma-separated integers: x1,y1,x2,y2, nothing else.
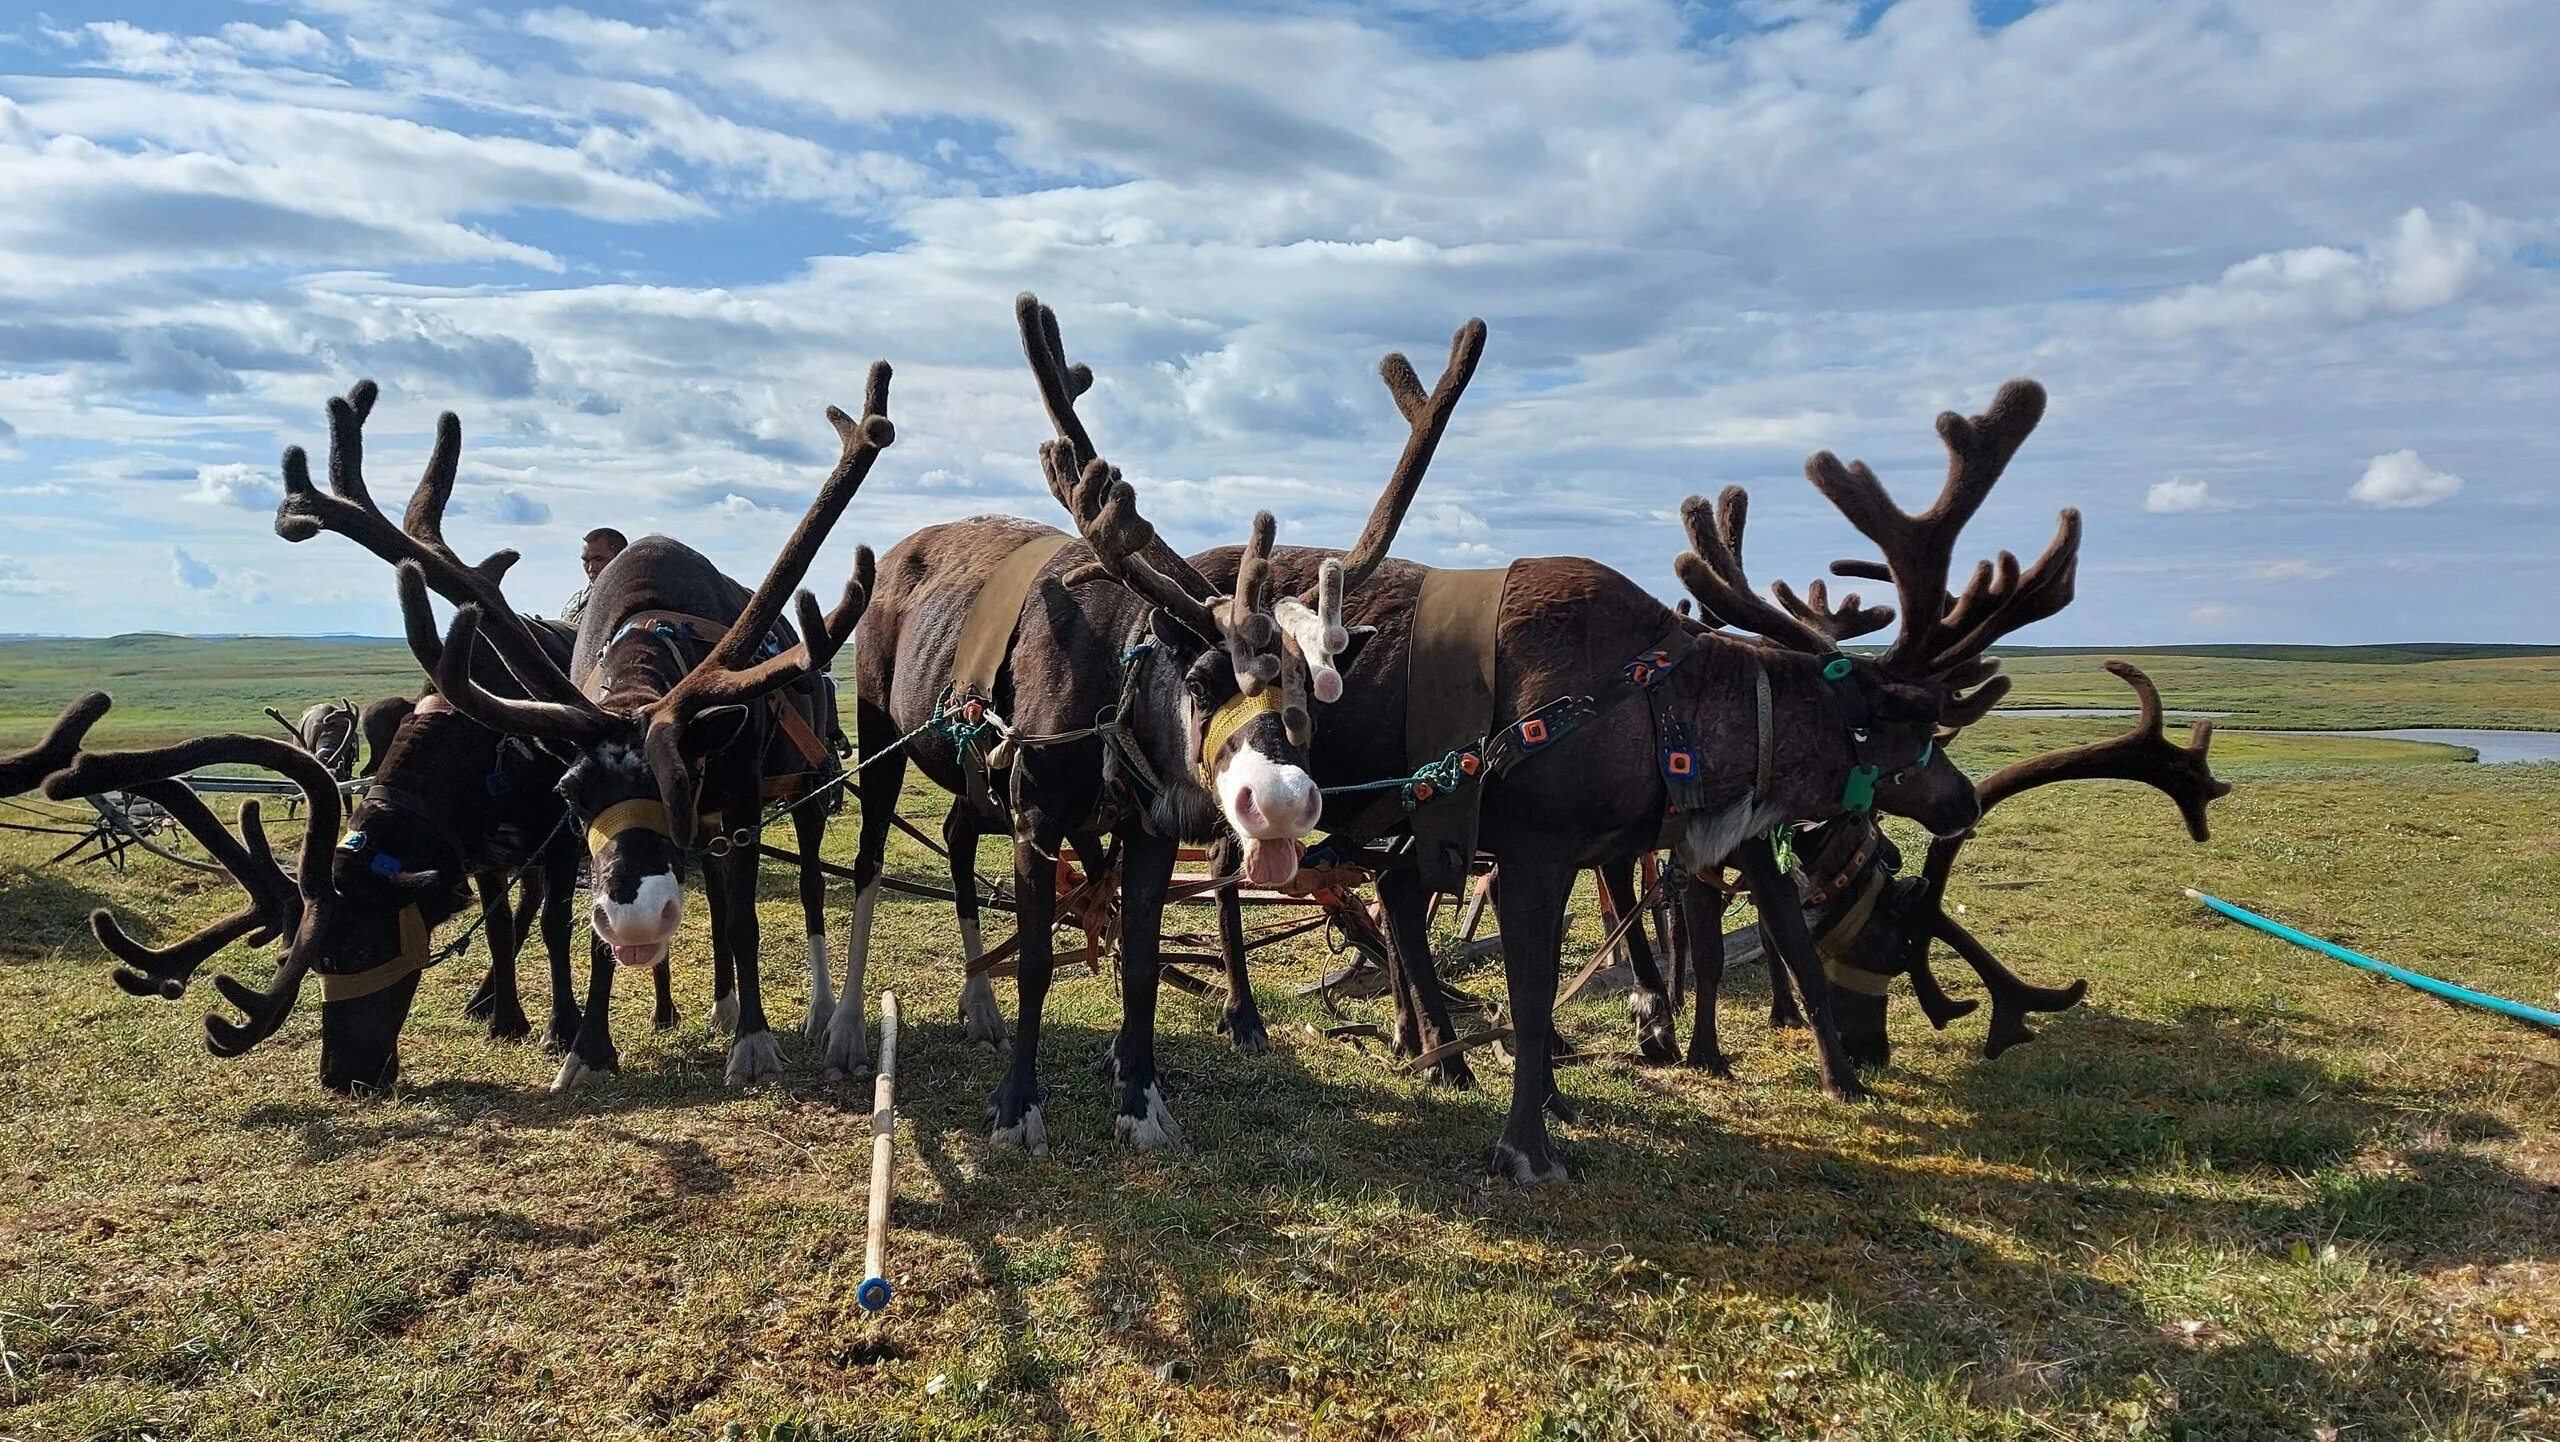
1403,565,1510,894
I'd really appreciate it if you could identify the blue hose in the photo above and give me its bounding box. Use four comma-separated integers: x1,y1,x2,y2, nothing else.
2185,889,2560,1032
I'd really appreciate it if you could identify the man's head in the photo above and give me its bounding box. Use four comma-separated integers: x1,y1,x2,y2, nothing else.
580,528,628,582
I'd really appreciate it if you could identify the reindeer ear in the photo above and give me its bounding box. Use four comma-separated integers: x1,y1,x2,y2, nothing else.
1151,606,1214,651
1332,625,1377,677
679,705,753,760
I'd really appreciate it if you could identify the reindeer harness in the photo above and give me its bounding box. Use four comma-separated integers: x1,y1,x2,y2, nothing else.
566,609,845,855
1329,568,1779,893
943,534,1077,816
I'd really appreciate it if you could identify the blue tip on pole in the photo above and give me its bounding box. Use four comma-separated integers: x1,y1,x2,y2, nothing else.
2185,888,2560,1033
857,1277,892,1312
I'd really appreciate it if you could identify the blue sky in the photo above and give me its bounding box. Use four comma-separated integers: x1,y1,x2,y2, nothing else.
0,0,2552,641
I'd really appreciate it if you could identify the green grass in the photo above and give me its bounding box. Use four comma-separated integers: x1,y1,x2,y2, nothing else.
1,649,2556,1438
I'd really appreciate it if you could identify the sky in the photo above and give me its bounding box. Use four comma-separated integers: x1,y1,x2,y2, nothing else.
0,0,2553,643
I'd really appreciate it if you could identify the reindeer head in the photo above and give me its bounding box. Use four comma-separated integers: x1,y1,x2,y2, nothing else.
1017,293,1483,885
1677,380,2080,841
38,698,442,1094
385,371,891,966
1819,663,2229,1067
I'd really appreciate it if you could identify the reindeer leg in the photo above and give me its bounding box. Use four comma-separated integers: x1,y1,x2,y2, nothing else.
1208,837,1268,1054
1735,838,1867,1103
1680,875,1734,1076
553,933,619,1090
1603,857,1679,1064
1211,878,1268,1055
827,699,904,1082
947,800,1006,1047
539,842,581,1052
1762,918,1806,1029
1111,829,1182,1148
989,832,1055,1153
470,870,531,1041
1377,866,1474,1089
1488,858,1572,1183
697,862,729,1035
718,803,782,1087
795,796,834,1039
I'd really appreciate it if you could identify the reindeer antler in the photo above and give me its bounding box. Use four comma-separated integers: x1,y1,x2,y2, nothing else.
1914,661,2229,1055
0,690,108,795
1326,317,1487,598
655,366,891,725
1675,488,1888,654
1809,381,2078,688
415,370,890,763
42,716,330,1017
1017,293,1222,603
1039,442,1231,647
277,380,595,716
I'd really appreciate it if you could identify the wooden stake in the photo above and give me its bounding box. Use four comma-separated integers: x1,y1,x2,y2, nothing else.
858,991,900,1313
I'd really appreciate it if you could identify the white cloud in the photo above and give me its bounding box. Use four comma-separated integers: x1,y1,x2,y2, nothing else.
170,545,218,589
2143,478,2226,514
183,461,279,509
0,558,49,595
2348,449,2464,509
485,488,553,526
2129,206,2506,339
2245,559,2336,583
1,2,2557,642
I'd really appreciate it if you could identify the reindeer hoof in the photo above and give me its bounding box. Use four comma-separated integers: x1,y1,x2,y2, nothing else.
1489,1138,1569,1186
1685,1049,1734,1079
724,1029,785,1087
802,998,833,1040
551,1052,617,1092
959,974,1008,1048
1218,1007,1270,1056
1421,1052,1479,1091
1112,1084,1183,1150
989,1103,1050,1156
710,992,740,1036
823,1006,871,1082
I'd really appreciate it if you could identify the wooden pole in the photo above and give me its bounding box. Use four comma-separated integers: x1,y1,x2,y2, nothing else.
858,991,900,1312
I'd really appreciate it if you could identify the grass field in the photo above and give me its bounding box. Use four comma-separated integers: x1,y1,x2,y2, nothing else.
1,643,2556,1439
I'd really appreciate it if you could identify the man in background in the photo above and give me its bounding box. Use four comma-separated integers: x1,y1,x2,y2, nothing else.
561,527,627,624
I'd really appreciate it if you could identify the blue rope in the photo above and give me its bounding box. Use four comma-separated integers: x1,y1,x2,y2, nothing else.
1319,749,1472,811
2188,889,2560,1033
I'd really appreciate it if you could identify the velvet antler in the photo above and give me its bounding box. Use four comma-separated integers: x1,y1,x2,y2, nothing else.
277,380,589,715
0,690,108,796
1675,488,1886,654
42,717,329,1017
1327,317,1487,596
1017,292,1222,602
1914,661,2229,1055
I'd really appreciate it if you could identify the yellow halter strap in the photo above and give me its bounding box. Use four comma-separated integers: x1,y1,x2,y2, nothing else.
320,904,435,1003
1197,687,1286,787
586,797,673,856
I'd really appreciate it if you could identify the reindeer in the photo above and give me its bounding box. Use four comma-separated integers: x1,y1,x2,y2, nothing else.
833,294,1480,1152
400,370,892,1088
265,698,363,780
1195,381,2077,1181
1668,660,2229,1074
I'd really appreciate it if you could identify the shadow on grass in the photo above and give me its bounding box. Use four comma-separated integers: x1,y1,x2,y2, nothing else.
862,985,2556,1439
0,867,126,962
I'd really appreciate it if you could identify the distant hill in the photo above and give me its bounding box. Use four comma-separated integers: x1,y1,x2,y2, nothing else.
1985,642,2560,664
